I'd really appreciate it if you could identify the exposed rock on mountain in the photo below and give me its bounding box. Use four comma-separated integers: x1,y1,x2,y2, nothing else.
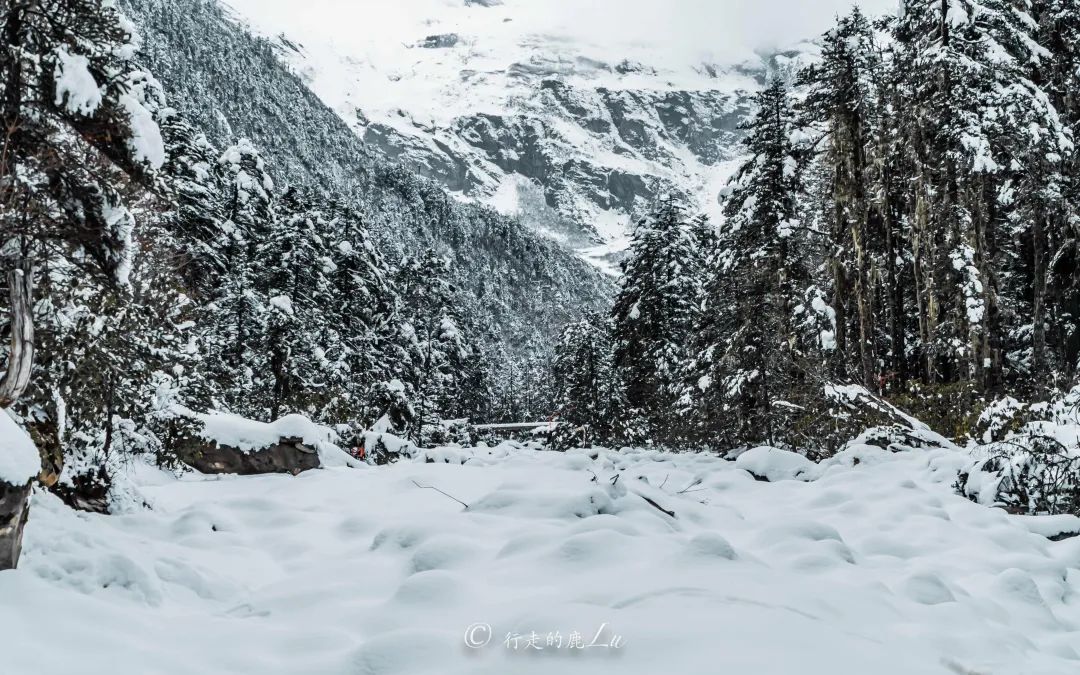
216,0,815,270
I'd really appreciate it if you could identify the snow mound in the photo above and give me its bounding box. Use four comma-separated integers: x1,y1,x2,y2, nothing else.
4,444,1080,674
0,410,40,485
196,411,337,454
735,446,821,482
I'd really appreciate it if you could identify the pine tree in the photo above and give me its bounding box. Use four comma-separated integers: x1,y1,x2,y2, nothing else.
1,0,165,271
254,189,339,418
158,109,228,293
324,202,402,424
198,139,277,417
694,78,822,447
551,316,618,449
610,199,707,445
1033,0,1080,384
36,219,193,506
798,8,885,387
1,0,170,519
395,249,471,443
893,0,1068,387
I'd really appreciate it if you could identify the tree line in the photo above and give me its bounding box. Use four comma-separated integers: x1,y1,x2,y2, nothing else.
552,1,1080,451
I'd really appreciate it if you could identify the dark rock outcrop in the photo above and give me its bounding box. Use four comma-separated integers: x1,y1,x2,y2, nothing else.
0,480,32,571
51,466,111,514
418,33,460,49
177,435,322,476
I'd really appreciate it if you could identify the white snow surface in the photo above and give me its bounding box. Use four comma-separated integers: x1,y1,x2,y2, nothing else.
0,410,40,485
53,48,102,116
3,443,1080,673
119,91,166,170
735,445,820,482
195,411,339,454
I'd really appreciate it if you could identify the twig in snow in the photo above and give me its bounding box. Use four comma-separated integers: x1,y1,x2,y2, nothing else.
639,494,676,519
659,474,669,490
677,478,703,495
411,480,469,508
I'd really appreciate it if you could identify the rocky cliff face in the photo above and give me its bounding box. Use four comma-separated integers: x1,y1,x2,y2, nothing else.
359,69,752,247
222,0,812,271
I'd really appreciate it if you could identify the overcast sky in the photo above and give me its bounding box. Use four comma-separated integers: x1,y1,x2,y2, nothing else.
229,0,900,63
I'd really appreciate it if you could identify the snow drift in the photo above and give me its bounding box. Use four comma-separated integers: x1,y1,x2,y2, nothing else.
2,441,1079,674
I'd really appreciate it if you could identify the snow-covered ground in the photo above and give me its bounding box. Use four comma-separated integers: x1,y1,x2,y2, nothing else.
4,443,1080,674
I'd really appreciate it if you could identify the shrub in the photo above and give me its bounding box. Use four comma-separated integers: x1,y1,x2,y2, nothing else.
957,433,1080,516
886,381,987,442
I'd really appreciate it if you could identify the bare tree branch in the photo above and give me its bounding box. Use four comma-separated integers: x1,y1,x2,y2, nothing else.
411,480,469,509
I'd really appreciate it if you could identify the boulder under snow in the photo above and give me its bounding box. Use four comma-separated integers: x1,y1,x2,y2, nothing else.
0,410,40,570
175,412,338,476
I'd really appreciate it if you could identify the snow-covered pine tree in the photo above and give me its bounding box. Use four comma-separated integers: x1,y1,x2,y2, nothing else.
324,201,403,425
1,0,175,531
797,7,885,388
219,138,276,240
867,13,917,390
610,199,707,446
518,335,555,422
550,315,619,449
485,340,517,421
892,0,1069,388
1,1,166,248
158,108,228,293
693,78,821,448
254,188,340,419
395,249,471,443
36,215,194,511
199,138,276,417
1034,0,1079,124
1,0,166,304
1033,0,1080,384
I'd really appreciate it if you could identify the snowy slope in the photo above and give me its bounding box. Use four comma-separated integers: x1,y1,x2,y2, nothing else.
216,0,881,271
4,444,1079,674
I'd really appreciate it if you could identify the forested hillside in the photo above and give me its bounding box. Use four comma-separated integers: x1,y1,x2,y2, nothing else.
119,0,613,383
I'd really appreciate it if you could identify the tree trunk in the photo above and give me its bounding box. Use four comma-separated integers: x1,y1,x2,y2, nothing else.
0,258,36,571
2,1,30,143
912,183,937,384
881,180,906,383
0,479,32,571
0,259,34,407
852,219,874,388
1032,211,1047,386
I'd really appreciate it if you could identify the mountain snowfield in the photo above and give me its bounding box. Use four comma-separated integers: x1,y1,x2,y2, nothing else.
4,441,1080,674
216,0,890,271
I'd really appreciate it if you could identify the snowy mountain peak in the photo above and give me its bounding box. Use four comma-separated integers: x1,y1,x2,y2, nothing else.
219,0,855,271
